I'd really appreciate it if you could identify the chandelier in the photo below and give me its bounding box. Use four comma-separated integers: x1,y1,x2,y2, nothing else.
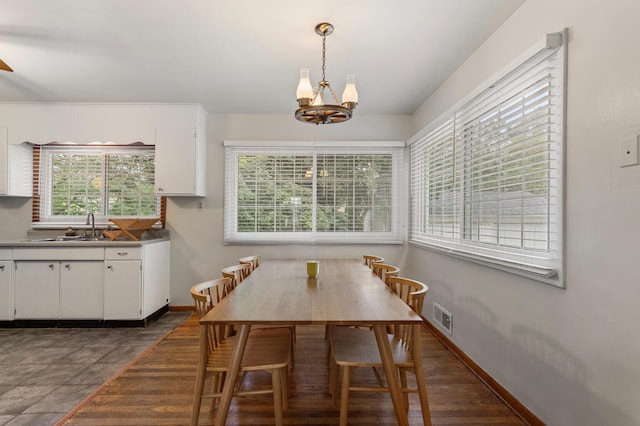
295,23,358,125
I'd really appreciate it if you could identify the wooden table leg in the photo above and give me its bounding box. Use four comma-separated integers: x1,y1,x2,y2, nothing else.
411,324,432,426
372,324,409,426
191,324,209,426
214,324,250,426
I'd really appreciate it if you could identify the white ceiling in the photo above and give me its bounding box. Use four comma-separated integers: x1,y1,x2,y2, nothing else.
0,0,525,116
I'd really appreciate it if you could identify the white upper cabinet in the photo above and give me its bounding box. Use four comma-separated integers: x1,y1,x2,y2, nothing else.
0,128,32,197
154,108,207,196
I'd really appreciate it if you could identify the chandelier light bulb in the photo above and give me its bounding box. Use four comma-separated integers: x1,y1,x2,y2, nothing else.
312,91,323,106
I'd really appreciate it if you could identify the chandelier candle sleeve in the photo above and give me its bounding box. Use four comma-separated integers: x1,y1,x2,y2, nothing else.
295,22,358,125
296,68,314,106
341,74,358,109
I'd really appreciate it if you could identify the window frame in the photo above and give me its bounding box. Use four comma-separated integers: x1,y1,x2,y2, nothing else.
408,31,567,287
224,140,406,245
34,144,162,228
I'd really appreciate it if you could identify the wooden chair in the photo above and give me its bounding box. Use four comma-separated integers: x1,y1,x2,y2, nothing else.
324,261,398,360
191,277,234,344
363,254,384,269
371,263,400,289
190,278,291,426
239,255,261,272
221,263,252,290
327,276,430,426
225,261,296,366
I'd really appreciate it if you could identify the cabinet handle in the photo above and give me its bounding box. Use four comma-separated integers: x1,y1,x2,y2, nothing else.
117,252,128,256
49,264,55,270
107,264,113,270
0,265,4,271
157,187,164,192
65,264,71,270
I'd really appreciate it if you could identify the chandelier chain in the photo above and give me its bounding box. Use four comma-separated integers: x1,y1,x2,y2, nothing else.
319,32,340,104
321,33,326,82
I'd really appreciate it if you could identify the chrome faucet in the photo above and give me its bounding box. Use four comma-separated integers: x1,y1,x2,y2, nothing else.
86,212,96,237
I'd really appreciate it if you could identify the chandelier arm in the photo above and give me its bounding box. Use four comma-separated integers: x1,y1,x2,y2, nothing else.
326,84,340,105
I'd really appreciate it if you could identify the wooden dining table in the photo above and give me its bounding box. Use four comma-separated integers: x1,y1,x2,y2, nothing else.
192,259,431,425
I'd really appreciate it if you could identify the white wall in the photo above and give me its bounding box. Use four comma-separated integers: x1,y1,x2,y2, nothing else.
408,0,640,424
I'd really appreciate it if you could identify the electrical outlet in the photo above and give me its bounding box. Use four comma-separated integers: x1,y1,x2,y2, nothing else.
620,136,639,167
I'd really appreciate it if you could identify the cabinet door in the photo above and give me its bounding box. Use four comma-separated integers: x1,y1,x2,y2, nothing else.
141,240,170,317
104,260,141,320
60,261,104,319
14,261,59,319
0,260,12,320
0,128,6,195
0,129,32,197
155,127,204,196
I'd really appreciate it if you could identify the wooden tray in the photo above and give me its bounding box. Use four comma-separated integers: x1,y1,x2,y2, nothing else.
104,217,161,241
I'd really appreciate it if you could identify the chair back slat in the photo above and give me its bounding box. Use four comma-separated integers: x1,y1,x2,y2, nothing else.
221,263,252,290
386,276,428,345
363,254,384,269
371,263,400,288
239,255,261,272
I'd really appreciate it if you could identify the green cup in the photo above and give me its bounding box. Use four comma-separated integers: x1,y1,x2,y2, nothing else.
306,260,319,278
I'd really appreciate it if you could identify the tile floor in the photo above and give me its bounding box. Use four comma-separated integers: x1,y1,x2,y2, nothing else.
0,311,191,426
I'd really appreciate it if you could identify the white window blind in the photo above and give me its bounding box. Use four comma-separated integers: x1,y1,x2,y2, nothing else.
410,32,566,285
39,145,160,224
225,142,404,244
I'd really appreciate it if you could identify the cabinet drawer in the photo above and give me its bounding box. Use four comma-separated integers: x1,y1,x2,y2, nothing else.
105,247,142,260
13,247,104,260
0,248,11,260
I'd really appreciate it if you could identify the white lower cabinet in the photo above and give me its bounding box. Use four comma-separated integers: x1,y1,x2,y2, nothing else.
10,241,169,322
0,257,13,320
14,260,103,319
60,261,104,319
15,261,61,319
104,240,170,320
140,240,170,317
104,259,142,320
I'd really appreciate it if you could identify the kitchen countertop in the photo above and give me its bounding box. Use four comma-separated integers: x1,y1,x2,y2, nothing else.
0,236,169,247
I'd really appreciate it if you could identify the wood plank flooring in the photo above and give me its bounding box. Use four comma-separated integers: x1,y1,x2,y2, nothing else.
60,314,525,425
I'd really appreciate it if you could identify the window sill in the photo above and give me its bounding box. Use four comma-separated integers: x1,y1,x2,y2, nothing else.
409,240,564,288
225,235,405,245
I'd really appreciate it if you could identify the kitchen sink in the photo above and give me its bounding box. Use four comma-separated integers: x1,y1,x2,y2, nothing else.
28,236,106,242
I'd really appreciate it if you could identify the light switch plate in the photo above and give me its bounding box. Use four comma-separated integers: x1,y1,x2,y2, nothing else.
620,136,639,167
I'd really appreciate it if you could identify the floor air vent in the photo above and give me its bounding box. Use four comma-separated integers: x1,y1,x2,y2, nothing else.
433,302,452,334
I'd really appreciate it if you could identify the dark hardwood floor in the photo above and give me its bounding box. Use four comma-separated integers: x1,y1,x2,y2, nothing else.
60,314,525,425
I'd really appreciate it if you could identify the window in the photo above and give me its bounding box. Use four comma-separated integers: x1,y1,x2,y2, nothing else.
224,141,404,244
409,32,566,285
36,144,161,225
